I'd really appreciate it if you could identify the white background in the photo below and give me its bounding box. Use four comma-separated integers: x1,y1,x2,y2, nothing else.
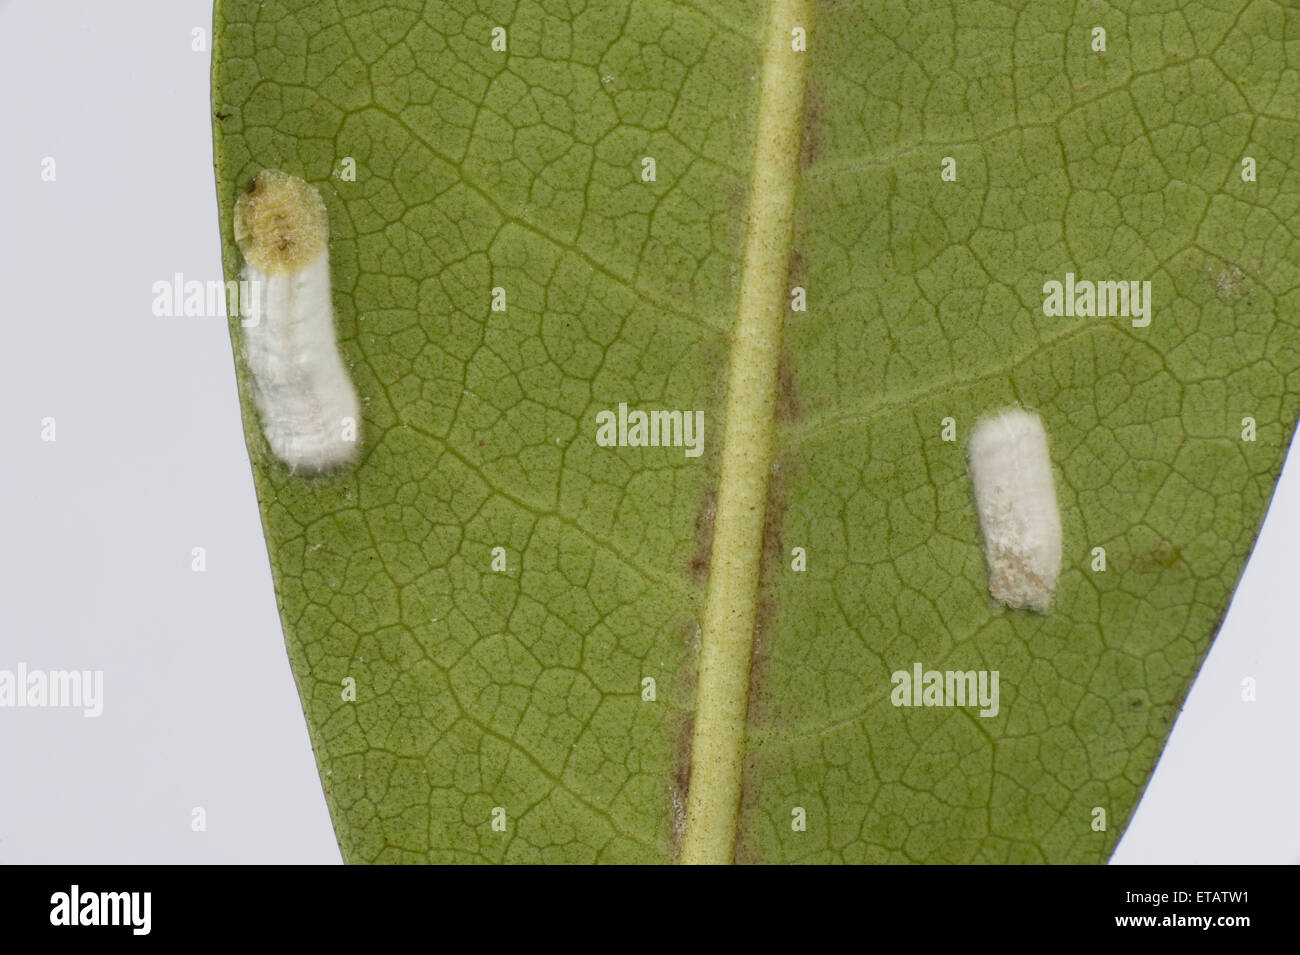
0,0,1295,864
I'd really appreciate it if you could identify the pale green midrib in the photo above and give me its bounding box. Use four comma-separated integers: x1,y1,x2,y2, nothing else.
680,0,808,865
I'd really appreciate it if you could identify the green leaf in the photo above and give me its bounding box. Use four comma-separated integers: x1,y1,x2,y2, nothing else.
213,0,1300,863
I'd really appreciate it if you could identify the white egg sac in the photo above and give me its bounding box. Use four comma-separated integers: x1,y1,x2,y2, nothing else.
233,170,361,474
967,408,1062,612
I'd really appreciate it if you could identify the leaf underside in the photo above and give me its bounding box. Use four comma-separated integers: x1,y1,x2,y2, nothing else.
213,0,1300,863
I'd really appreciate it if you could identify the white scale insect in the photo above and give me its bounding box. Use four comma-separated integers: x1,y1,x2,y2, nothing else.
233,170,361,473
967,408,1063,612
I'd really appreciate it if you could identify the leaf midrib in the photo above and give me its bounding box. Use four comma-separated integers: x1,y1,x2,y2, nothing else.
679,0,810,865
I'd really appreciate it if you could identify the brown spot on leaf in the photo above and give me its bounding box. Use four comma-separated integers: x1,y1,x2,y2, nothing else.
800,80,824,171
745,452,794,730
1133,539,1182,573
777,349,801,423
668,713,693,859
689,489,717,585
787,247,804,288
667,615,701,858
731,451,799,864
732,759,765,866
